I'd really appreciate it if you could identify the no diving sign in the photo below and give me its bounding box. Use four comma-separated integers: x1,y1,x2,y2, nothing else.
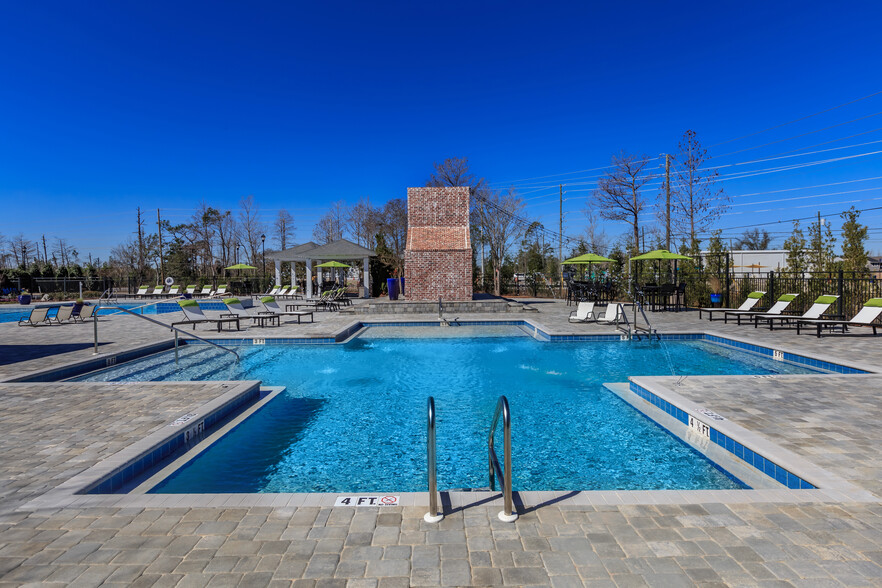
334,495,399,507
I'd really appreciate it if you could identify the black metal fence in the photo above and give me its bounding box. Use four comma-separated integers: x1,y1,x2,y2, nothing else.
30,277,114,295
724,271,881,320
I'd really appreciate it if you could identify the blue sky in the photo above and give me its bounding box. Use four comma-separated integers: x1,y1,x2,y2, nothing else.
2,1,882,261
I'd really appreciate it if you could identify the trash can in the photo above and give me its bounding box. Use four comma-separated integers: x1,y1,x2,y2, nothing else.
387,278,399,301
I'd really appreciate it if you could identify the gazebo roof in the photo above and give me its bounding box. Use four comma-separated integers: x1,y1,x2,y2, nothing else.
267,238,376,262
266,242,319,262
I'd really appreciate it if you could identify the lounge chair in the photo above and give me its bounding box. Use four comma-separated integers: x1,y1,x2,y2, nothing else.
259,296,314,324
18,307,51,326
754,295,839,330
274,286,291,298
47,304,78,324
698,291,765,320
723,293,799,325
596,303,624,325
197,285,213,298
73,304,96,322
172,300,240,331
185,285,198,296
165,285,181,297
568,301,597,323
131,285,150,298
221,297,280,327
213,284,228,297
796,298,882,337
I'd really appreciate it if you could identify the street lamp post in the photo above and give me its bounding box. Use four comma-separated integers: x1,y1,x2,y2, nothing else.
261,234,266,289
235,243,240,265
21,245,27,268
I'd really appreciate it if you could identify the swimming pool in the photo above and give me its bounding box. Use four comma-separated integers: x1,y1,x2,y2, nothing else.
75,328,820,493
0,300,225,323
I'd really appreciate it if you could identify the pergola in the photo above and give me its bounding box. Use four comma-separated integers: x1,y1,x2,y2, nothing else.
266,239,377,298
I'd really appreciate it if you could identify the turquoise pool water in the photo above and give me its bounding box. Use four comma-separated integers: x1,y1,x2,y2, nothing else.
76,329,818,493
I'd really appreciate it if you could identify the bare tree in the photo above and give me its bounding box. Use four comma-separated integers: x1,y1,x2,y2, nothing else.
474,186,526,296
593,152,655,255
273,209,296,250
348,197,375,247
427,157,481,192
734,228,772,250
374,199,407,276
671,130,728,250
53,238,78,267
581,205,610,255
312,201,348,244
10,234,36,266
238,195,266,264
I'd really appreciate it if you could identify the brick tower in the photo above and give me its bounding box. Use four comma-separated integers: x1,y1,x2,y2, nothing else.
404,187,473,301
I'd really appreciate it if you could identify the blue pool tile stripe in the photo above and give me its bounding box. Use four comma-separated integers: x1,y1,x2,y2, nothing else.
87,387,261,494
628,381,816,490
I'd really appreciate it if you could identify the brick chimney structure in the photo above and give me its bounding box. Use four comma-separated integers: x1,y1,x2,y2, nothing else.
404,187,473,301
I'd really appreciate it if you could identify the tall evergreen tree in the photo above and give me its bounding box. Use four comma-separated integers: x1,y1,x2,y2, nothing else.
782,221,807,273
839,206,869,273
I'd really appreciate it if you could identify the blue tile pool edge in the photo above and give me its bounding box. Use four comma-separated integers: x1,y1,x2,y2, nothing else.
79,381,264,495
627,380,816,491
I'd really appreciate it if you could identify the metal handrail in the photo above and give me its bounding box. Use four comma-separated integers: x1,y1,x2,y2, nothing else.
632,301,659,341
100,295,185,316
93,306,239,362
424,397,443,523
488,395,517,522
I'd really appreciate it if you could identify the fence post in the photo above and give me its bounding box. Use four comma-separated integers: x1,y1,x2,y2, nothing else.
724,254,730,308
768,271,775,305
838,269,844,318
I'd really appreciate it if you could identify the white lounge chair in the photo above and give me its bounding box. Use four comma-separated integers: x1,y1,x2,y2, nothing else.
699,291,765,320
214,284,228,297
197,285,213,298
47,304,77,324
797,298,882,337
754,295,839,330
185,285,198,296
723,293,799,325
131,285,150,298
596,303,624,325
172,300,241,331
568,301,597,323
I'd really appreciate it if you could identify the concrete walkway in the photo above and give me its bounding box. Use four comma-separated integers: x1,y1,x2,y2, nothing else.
2,298,882,586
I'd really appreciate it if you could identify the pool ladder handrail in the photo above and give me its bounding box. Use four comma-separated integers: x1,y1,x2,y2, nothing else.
631,301,660,341
424,397,443,523
93,305,239,363
488,395,517,522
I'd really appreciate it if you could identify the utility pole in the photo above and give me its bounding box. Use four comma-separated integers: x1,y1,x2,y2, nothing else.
42,235,48,265
157,209,165,283
559,184,563,294
664,154,671,251
136,207,145,281
817,210,822,271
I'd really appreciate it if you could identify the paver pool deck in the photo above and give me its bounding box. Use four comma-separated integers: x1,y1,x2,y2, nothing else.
2,297,882,586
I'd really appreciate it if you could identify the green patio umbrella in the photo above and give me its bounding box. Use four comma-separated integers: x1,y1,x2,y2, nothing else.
314,261,351,268
629,249,691,261
563,253,615,264
563,253,615,280
223,263,258,270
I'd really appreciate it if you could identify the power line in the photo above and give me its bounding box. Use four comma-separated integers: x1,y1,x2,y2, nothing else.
707,89,882,148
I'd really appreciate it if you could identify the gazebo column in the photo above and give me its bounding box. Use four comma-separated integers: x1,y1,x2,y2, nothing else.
317,261,323,292
290,262,296,289
274,260,281,286
306,259,313,298
363,257,370,298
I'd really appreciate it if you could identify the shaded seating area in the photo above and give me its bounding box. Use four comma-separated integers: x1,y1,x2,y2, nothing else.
638,282,687,312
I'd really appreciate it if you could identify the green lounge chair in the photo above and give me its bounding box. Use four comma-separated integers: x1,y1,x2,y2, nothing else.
754,295,839,330
221,297,279,327
259,296,314,324
172,300,240,332
723,293,798,325
796,298,882,337
699,291,765,320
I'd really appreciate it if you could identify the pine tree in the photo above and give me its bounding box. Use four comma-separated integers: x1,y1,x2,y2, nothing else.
839,206,869,273
807,215,836,272
782,221,807,273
